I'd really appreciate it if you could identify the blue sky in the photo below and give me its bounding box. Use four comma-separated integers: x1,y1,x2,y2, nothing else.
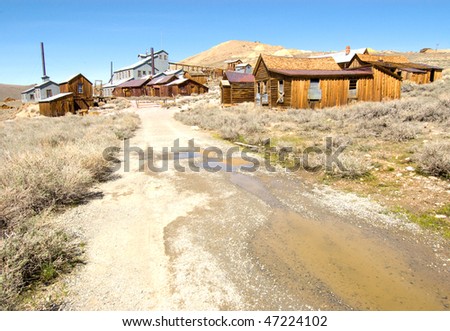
1,0,449,85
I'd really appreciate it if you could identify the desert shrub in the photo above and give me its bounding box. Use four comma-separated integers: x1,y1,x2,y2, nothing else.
381,122,419,142
0,216,83,310
415,142,450,178
326,153,371,179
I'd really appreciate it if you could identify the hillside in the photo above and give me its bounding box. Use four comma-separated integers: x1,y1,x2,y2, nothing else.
181,40,312,68
0,83,33,101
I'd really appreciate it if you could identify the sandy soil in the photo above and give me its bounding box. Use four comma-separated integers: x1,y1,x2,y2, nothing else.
61,103,450,311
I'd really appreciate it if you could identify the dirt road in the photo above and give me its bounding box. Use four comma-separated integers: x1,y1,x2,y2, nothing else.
62,103,450,310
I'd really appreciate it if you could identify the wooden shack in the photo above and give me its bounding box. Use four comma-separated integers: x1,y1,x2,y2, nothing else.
253,54,401,109
185,71,208,85
39,92,74,117
221,71,255,105
161,78,208,97
225,59,243,71
59,74,93,110
146,75,178,97
348,54,443,84
113,77,151,97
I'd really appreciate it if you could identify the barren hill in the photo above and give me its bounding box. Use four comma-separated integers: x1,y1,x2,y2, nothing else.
181,40,312,68
0,83,33,101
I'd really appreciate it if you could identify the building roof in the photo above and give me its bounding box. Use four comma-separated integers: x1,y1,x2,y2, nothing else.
116,50,167,72
310,48,368,64
354,54,443,71
235,63,251,68
260,54,341,71
147,74,177,86
220,80,231,87
166,78,207,87
103,77,133,88
224,71,255,83
117,77,152,88
224,59,242,64
39,92,73,102
357,54,410,64
21,85,37,94
269,67,373,78
35,80,58,89
188,70,206,76
60,73,92,85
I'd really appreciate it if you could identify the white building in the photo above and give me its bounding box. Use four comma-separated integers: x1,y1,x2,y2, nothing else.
21,78,60,103
103,49,170,97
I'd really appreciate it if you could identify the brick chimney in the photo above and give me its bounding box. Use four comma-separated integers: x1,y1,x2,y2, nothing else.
345,45,351,55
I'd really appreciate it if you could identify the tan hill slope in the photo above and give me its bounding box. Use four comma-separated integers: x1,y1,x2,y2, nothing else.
0,83,34,101
181,40,312,68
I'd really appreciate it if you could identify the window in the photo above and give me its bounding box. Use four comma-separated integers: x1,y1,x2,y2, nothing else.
308,79,321,101
349,79,357,99
30,94,35,101
277,80,284,104
138,70,142,77
78,83,83,94
46,89,52,98
143,71,146,76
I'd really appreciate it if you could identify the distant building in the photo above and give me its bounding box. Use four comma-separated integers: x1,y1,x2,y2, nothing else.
220,71,255,105
235,63,253,74
224,59,243,71
310,46,369,69
103,50,169,97
21,78,60,103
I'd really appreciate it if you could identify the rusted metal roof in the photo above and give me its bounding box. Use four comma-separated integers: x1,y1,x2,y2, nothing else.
224,71,255,83
270,68,373,78
117,77,151,88
147,74,177,86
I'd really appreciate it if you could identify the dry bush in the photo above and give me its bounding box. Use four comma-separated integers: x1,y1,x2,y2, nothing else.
0,112,140,309
0,216,83,310
415,142,450,179
326,153,371,179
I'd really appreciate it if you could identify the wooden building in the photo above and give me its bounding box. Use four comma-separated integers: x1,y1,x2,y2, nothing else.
146,75,178,97
348,54,443,84
310,46,369,69
113,77,152,97
224,59,243,71
161,78,208,97
253,54,402,109
220,71,255,105
185,71,208,85
39,92,74,117
59,74,93,110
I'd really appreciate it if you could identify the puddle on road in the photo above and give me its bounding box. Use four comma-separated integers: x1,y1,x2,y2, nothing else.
231,173,450,310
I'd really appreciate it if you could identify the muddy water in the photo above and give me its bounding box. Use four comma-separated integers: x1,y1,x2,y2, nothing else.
231,173,450,310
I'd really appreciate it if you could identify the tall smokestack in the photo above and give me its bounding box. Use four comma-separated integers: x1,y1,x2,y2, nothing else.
110,61,113,82
41,42,49,82
151,47,155,76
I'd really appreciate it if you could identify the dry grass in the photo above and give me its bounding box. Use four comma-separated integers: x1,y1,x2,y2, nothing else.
0,112,140,310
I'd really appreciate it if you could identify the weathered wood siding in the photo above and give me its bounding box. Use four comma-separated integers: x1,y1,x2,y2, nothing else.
433,70,443,81
221,85,231,104
358,67,401,101
39,95,74,117
60,75,93,109
230,82,254,104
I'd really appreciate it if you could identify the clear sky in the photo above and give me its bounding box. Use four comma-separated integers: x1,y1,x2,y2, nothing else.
1,0,449,85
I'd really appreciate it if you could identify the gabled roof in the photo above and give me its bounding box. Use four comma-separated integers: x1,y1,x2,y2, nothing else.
357,54,410,64
224,59,242,64
116,77,152,88
60,73,92,85
35,80,59,89
103,77,133,88
21,85,37,94
235,63,251,68
117,57,154,71
147,74,177,86
259,54,341,71
352,54,443,71
166,78,207,87
224,71,255,83
39,92,73,102
310,48,368,64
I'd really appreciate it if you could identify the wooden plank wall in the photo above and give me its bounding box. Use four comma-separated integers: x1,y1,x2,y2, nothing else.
39,95,74,117
291,79,310,109
434,70,443,81
230,82,254,103
221,86,231,104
